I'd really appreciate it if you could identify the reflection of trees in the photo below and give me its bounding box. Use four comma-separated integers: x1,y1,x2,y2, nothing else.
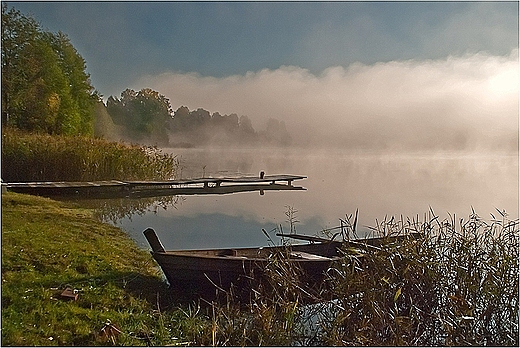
74,195,184,224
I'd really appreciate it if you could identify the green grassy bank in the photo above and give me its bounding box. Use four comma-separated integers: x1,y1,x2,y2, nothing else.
1,192,199,346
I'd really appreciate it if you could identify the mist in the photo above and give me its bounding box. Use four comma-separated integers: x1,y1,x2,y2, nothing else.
134,50,518,152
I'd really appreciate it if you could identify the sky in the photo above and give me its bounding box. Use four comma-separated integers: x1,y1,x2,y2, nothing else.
8,1,520,150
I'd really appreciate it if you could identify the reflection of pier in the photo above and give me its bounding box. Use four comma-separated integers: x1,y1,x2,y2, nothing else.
2,174,307,198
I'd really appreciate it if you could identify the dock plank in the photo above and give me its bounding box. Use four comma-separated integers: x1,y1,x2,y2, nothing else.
126,175,306,186
2,174,306,196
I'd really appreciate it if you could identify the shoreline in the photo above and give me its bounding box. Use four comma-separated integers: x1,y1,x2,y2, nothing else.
1,192,179,345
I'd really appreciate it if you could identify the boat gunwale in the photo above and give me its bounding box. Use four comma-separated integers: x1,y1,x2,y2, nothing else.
155,242,341,259
154,251,342,262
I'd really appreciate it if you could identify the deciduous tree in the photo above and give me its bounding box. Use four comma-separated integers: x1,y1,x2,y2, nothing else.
106,88,173,145
1,4,97,135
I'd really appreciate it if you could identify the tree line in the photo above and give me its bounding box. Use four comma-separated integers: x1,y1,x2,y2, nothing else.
104,88,292,147
2,4,292,147
169,105,292,147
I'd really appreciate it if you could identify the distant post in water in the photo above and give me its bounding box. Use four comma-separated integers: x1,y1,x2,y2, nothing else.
260,171,265,179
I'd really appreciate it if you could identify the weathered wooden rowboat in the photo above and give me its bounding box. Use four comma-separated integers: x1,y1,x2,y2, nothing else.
143,228,419,301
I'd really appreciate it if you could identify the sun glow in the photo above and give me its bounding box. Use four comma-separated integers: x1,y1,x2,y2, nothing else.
487,66,519,97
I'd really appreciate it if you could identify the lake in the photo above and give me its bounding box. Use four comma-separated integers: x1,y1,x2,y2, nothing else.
96,147,518,252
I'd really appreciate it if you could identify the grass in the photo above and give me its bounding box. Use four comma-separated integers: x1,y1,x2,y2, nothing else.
1,128,178,182
1,192,183,346
2,191,518,346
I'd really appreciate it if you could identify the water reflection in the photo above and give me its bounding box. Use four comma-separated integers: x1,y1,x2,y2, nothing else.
76,148,519,251
68,195,184,224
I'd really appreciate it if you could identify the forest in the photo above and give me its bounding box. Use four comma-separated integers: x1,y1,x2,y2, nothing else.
1,4,292,148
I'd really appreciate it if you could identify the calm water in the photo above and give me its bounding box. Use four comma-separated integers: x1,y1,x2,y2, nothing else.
97,147,518,251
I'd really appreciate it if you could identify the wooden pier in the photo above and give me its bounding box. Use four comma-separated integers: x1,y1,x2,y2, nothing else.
1,174,306,198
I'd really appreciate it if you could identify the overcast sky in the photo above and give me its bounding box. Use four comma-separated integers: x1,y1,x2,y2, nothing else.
9,1,519,150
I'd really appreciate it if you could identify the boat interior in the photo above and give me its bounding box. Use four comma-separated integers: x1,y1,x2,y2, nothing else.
164,242,341,260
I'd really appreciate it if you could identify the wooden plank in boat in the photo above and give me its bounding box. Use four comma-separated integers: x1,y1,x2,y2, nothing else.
290,251,332,260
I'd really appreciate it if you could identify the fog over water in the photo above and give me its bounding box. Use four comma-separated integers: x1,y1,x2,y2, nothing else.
135,50,518,152
117,147,518,251
6,2,517,255
114,50,519,251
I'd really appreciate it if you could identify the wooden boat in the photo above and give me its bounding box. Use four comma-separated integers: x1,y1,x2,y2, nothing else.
143,228,419,301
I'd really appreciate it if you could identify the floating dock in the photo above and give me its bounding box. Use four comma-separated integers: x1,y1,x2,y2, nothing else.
2,174,307,198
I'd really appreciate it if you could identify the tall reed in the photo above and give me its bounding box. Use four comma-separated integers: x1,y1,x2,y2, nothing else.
1,128,178,182
188,209,518,346
310,209,518,346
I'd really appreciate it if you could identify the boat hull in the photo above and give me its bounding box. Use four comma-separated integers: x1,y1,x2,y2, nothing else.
144,228,342,301
143,228,422,302
152,244,340,291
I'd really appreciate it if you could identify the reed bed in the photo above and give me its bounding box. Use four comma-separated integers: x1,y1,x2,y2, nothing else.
314,209,518,346
191,209,518,346
1,128,178,182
